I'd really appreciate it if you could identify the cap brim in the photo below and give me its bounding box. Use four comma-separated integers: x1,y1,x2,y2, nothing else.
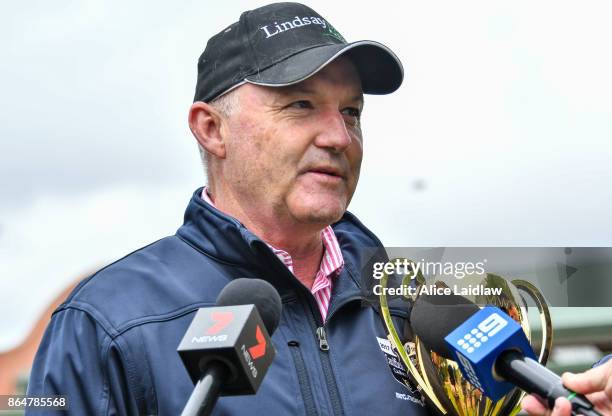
245,40,403,95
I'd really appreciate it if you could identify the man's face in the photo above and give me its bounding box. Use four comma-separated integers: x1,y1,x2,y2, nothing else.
219,57,364,228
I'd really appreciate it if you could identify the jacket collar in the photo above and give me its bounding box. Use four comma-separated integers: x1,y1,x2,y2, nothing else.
176,187,382,303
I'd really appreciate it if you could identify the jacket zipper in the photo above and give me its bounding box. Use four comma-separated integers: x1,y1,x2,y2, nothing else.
288,340,319,416
315,327,329,351
303,297,345,416
260,245,358,415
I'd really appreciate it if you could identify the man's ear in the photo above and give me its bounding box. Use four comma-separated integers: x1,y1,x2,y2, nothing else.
188,102,227,158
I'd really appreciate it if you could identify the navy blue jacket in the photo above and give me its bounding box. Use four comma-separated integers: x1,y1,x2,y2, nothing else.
27,189,430,415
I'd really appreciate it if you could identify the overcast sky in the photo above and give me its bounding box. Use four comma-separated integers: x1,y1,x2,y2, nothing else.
2,1,612,351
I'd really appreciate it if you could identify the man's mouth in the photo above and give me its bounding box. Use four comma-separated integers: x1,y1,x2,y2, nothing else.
306,166,344,179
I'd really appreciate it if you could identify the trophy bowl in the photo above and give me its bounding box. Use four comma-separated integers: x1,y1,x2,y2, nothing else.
378,267,553,416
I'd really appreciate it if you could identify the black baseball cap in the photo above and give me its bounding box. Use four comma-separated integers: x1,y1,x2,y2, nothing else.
194,2,404,103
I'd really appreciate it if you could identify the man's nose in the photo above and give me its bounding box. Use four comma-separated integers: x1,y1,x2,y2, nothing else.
313,109,352,152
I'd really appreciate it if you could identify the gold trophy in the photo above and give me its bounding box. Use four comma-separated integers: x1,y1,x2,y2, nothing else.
378,262,553,416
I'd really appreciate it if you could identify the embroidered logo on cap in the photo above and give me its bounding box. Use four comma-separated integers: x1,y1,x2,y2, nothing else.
260,15,328,39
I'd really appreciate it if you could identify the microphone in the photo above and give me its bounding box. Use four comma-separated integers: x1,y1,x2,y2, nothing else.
411,294,602,416
177,278,283,416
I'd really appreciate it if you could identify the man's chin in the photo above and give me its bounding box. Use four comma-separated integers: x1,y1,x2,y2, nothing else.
289,200,347,227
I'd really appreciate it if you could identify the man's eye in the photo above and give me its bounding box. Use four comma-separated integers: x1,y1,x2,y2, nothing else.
342,107,361,118
289,100,313,109
342,107,361,124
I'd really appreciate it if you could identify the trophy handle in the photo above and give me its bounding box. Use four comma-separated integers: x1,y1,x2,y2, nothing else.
511,279,553,365
494,279,554,416
378,273,448,414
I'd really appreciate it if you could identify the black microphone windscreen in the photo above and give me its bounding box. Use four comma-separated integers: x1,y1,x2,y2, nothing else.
410,293,480,359
216,278,282,335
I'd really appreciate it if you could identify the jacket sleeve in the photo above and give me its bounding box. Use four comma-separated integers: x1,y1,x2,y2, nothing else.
593,354,612,367
26,307,140,415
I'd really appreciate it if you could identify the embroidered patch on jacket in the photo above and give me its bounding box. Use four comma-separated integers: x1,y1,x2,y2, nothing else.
376,336,419,393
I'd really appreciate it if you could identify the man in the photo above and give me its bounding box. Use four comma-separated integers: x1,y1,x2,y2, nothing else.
27,3,427,415
27,3,612,416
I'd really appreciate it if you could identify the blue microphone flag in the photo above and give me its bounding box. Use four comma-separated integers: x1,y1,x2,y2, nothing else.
444,306,536,400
